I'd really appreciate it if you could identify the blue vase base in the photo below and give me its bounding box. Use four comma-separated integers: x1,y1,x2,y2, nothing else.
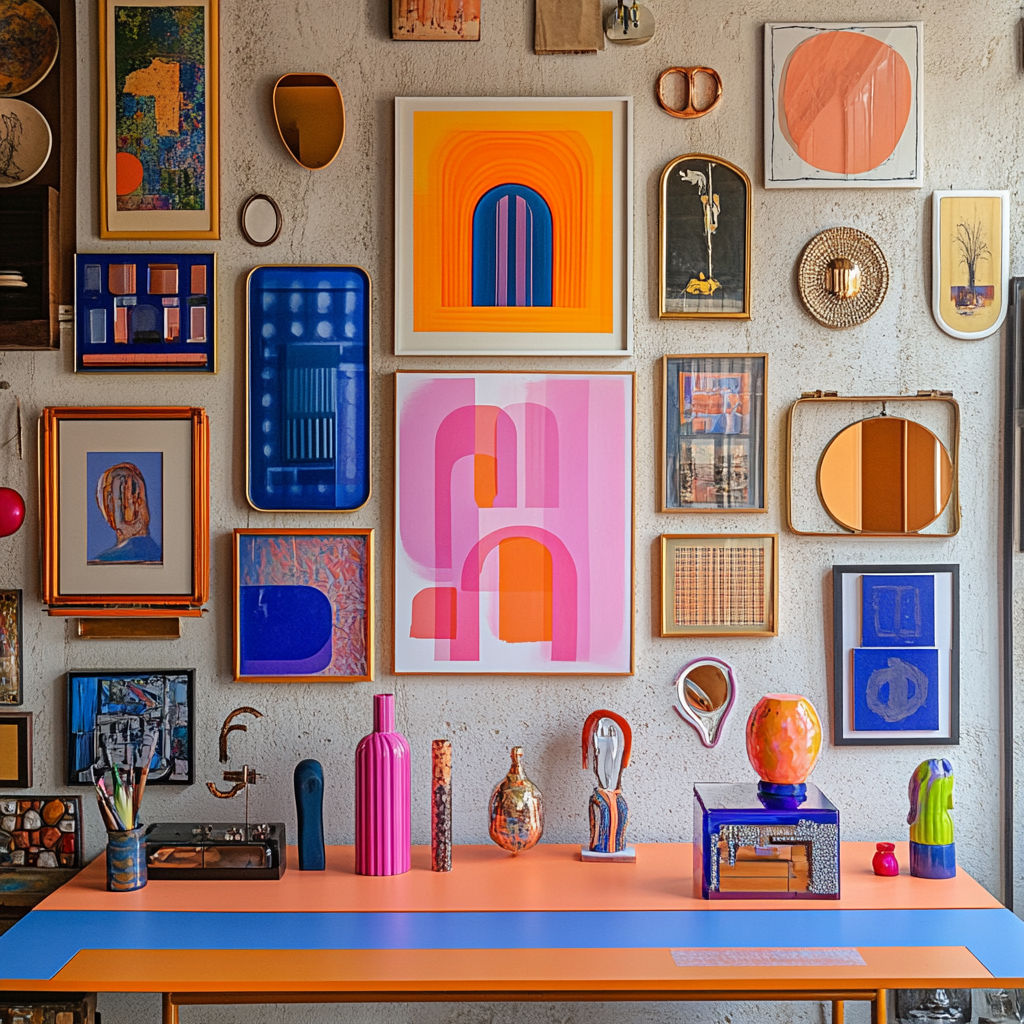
909,841,956,878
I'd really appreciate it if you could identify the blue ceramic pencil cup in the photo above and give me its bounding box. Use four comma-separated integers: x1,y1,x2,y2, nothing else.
106,825,147,892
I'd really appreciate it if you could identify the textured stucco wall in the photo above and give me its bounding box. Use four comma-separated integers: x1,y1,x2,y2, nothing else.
0,1,1019,1021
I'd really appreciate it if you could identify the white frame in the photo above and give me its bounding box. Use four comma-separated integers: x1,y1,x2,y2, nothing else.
764,22,923,189
931,190,1010,340
394,96,633,356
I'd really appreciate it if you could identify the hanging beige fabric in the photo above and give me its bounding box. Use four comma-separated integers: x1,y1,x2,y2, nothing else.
535,0,603,53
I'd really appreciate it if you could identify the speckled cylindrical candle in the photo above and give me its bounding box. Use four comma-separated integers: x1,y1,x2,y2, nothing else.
355,693,411,876
431,739,452,872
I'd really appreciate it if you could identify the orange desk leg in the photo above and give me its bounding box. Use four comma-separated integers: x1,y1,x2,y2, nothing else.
162,994,177,1024
833,1000,845,1024
872,990,888,1024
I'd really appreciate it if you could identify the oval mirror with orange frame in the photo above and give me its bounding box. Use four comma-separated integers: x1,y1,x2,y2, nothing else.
272,73,345,171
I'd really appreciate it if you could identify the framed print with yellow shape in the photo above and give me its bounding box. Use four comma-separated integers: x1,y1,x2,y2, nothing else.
99,0,220,239
394,96,632,355
932,190,1009,340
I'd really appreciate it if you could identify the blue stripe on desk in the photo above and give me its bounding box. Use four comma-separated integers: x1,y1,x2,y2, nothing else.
1,908,1022,983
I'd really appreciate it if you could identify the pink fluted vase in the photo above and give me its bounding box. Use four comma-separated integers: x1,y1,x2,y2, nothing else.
355,693,411,876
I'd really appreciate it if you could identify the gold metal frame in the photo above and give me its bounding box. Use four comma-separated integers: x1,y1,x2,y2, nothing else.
39,406,210,615
659,533,779,638
232,528,374,683
786,392,961,537
392,370,637,676
659,153,752,320
272,74,346,171
655,67,723,119
98,0,220,240
659,353,768,513
244,265,372,514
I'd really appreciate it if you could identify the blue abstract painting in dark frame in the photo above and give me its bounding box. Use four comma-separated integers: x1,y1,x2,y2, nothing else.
861,574,935,647
65,669,194,785
247,265,371,511
852,647,940,732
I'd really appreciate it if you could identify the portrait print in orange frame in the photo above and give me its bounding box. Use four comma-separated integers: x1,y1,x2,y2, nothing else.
764,23,922,188
395,97,633,355
391,0,480,41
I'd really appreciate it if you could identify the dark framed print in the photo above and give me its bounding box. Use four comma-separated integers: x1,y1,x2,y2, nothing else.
659,153,751,319
0,712,32,787
40,406,210,615
832,564,959,745
66,670,194,785
661,354,767,512
0,590,23,706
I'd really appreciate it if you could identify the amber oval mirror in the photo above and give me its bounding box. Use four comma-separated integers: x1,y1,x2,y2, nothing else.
240,193,282,246
818,416,953,533
673,657,735,748
272,73,345,171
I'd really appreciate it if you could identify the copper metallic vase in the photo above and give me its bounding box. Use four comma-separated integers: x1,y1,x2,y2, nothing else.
488,746,543,855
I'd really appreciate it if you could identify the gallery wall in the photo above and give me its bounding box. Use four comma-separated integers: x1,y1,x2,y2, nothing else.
0,1,1019,1022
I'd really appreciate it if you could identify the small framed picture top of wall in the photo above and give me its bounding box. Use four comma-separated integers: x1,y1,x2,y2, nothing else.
661,354,767,512
833,564,959,745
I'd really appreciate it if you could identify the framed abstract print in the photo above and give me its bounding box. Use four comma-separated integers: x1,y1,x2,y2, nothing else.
660,534,777,638
0,712,31,787
661,354,766,512
764,22,923,188
246,266,371,512
233,529,373,683
99,0,219,239
659,155,751,319
392,0,479,40
932,191,1009,340
40,406,210,615
66,669,194,785
74,253,216,371
394,371,635,674
0,591,23,706
833,564,959,745
394,96,633,355
0,794,82,868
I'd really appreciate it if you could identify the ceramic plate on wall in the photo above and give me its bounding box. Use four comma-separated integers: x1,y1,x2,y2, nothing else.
0,0,59,97
0,98,51,186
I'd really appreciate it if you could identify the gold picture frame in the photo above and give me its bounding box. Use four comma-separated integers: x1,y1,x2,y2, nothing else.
660,533,778,638
40,406,210,615
98,0,220,239
232,529,374,683
659,153,751,319
660,353,768,512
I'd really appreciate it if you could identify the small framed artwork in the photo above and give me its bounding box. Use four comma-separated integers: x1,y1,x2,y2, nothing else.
66,670,194,785
395,96,633,356
233,529,374,682
39,406,210,615
392,0,479,40
394,371,635,675
661,354,767,512
659,155,751,319
0,712,31,787
74,254,216,372
764,22,923,188
0,590,23,706
246,266,371,512
833,564,959,745
0,794,82,868
932,191,1010,340
660,534,778,638
99,0,219,239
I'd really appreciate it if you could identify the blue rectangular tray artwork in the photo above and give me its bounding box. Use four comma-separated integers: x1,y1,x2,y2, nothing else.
74,254,216,373
246,266,371,512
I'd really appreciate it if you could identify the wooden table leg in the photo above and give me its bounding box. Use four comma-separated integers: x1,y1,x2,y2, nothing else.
162,993,178,1024
833,1000,845,1024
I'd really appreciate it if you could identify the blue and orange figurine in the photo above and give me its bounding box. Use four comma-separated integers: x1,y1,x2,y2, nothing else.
907,758,956,879
581,709,634,863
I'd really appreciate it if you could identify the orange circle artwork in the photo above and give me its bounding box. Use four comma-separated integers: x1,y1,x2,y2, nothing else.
780,31,912,175
115,152,144,195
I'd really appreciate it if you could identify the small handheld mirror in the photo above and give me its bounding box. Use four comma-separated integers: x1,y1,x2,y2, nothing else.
673,657,736,748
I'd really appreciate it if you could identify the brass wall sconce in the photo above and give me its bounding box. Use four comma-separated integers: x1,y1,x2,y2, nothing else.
273,74,345,171
605,2,655,44
656,67,722,119
797,227,888,329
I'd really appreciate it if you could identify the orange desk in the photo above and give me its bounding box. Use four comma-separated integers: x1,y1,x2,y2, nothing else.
1,843,1020,1024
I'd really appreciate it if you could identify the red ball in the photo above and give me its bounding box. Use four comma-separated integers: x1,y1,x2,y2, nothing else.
0,487,26,537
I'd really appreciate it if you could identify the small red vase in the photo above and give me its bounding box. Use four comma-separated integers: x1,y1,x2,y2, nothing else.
0,487,25,538
872,841,899,876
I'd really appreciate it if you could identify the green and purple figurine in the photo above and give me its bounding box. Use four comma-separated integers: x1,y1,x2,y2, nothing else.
907,758,955,879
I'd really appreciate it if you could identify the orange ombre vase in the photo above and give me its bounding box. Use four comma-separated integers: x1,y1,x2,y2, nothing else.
745,693,822,800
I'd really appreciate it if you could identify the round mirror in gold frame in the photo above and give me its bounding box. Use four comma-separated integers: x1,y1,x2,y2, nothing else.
818,416,953,534
273,73,345,171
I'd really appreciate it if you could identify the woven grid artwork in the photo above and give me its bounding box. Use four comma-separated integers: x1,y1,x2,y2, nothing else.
674,545,765,626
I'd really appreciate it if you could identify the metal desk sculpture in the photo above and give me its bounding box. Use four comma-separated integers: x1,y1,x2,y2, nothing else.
694,693,840,899
581,710,634,863
908,758,956,879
